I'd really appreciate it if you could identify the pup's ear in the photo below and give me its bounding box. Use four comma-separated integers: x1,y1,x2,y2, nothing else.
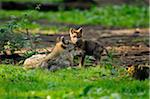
60,36,65,42
77,27,82,33
77,27,83,37
56,36,65,43
56,36,61,42
56,37,60,42
69,28,74,35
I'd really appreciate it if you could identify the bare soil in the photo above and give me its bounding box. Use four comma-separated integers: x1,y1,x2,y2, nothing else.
33,27,150,66
0,26,149,66
82,27,149,66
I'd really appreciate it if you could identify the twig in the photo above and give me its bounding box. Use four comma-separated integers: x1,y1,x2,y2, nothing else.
26,28,35,51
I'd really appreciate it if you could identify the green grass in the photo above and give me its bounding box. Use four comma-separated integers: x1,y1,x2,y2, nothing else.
0,5,148,28
0,64,149,99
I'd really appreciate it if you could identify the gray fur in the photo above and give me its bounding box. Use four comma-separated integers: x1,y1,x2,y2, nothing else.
75,38,108,67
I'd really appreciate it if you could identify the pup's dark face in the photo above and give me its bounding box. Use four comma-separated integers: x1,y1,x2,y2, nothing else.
69,27,82,44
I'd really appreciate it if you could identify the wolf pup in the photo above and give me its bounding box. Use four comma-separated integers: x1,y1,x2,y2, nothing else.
69,27,109,67
23,36,72,69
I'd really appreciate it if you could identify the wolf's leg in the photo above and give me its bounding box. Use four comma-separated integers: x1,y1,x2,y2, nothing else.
67,53,74,67
94,56,101,66
93,48,103,66
79,55,85,67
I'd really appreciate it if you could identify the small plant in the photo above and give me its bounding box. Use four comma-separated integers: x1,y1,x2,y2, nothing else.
0,5,41,55
0,20,25,54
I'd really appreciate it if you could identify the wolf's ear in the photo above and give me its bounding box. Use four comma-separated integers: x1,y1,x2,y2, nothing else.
56,36,60,42
77,27,82,33
56,36,64,43
60,36,64,42
77,27,83,36
69,28,74,35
